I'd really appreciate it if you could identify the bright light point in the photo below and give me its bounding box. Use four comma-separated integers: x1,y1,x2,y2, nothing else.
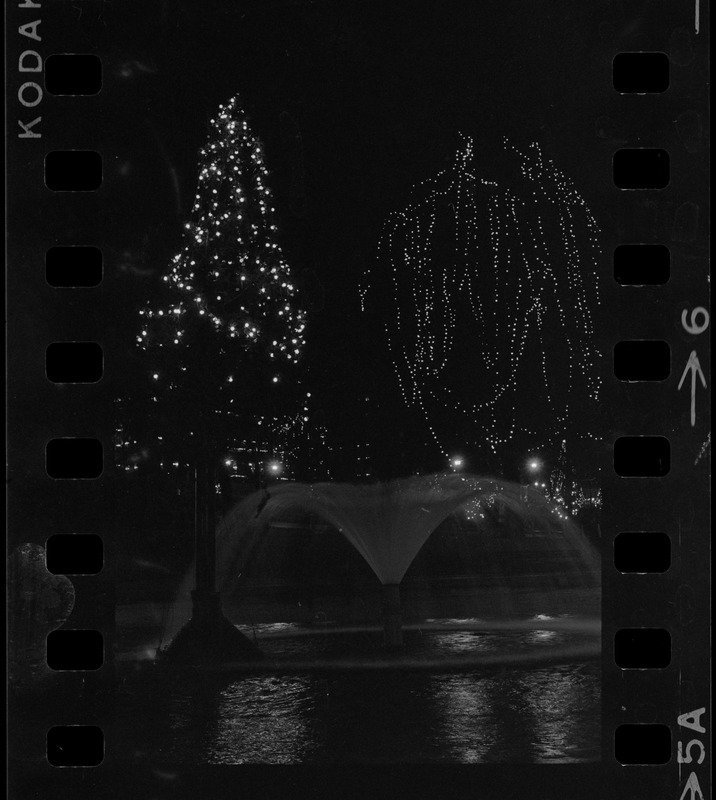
272,376,279,383
224,459,232,467
267,461,282,475
527,459,541,471
450,456,465,470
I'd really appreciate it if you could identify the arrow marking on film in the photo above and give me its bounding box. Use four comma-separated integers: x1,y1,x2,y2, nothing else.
678,350,707,427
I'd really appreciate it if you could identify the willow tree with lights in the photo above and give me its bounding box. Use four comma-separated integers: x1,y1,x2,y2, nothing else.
137,95,307,469
361,137,604,510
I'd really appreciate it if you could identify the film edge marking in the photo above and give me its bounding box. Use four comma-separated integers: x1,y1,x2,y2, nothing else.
17,1,43,138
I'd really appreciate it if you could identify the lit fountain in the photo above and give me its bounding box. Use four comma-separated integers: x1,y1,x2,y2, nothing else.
162,473,599,659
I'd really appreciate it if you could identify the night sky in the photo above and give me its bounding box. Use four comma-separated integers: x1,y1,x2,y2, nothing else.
84,1,620,473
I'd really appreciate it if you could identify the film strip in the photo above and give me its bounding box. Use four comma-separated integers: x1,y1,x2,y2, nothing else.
6,2,709,798
604,10,710,797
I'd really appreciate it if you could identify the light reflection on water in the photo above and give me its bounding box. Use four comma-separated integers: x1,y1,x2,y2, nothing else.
524,629,560,644
212,677,316,764
520,667,601,761
433,667,600,764
147,629,599,764
423,630,503,654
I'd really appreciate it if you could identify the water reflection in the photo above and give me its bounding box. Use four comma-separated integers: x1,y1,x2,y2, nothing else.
519,666,601,762
134,629,599,764
210,676,315,763
432,665,599,763
523,630,561,644
422,630,503,655
430,676,499,762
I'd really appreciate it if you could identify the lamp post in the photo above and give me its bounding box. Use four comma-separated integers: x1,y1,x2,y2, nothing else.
523,456,542,502
259,458,283,495
253,457,284,518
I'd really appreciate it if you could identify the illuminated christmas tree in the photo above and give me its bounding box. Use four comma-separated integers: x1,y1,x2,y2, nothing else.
136,95,307,471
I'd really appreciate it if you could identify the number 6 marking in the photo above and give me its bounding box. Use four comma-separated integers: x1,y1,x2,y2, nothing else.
681,307,710,335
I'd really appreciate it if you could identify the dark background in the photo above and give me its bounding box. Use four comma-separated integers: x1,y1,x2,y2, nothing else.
6,1,709,797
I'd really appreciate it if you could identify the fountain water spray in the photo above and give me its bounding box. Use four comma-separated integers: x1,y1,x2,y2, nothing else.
162,473,599,653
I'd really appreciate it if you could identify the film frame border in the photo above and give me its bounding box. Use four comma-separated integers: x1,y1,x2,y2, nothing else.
6,1,709,798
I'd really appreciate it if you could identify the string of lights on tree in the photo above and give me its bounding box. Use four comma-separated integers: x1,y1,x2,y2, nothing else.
131,95,310,474
455,443,601,523
139,94,306,363
361,137,603,496
546,440,602,515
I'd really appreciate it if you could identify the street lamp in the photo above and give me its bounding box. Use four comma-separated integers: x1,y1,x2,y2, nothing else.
266,460,283,477
522,456,544,502
254,459,284,518
449,455,465,472
526,457,542,473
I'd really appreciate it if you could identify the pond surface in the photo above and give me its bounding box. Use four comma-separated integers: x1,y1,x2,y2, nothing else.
115,623,600,764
